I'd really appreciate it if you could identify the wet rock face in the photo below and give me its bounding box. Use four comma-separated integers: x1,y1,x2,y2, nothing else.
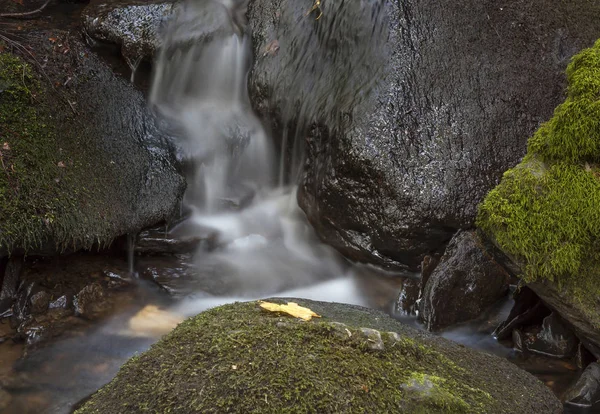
82,0,175,65
419,231,510,331
249,0,600,269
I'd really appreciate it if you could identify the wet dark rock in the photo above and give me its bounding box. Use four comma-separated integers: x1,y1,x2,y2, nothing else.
0,256,23,300
419,231,510,331
420,254,441,295
134,228,205,255
248,0,600,269
0,30,185,256
17,308,80,348
494,286,551,340
82,0,174,65
517,313,579,358
394,277,420,316
564,362,600,408
74,284,107,320
11,282,41,327
29,291,51,316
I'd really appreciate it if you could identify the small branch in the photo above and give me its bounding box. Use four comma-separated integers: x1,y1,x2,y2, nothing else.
0,0,52,19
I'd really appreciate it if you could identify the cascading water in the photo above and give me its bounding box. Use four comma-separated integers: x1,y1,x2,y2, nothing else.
148,0,358,311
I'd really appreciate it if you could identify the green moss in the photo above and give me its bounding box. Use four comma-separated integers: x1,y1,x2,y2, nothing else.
75,301,497,414
528,39,600,162
477,39,600,312
0,51,114,252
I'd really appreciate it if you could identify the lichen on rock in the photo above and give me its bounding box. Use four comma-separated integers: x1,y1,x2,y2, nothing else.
75,300,561,413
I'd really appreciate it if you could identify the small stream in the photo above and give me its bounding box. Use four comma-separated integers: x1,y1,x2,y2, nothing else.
0,1,589,413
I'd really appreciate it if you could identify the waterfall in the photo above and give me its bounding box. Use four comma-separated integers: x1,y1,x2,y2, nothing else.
149,0,347,300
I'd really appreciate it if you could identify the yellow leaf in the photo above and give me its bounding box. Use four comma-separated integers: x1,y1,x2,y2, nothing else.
259,301,321,321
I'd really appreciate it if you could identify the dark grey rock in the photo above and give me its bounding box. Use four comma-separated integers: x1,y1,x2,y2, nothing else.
248,0,600,269
419,231,510,331
74,283,106,320
565,362,600,408
395,277,419,316
134,228,205,255
29,291,50,316
420,255,441,295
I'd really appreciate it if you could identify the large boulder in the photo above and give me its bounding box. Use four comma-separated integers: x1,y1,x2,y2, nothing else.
75,299,561,413
0,30,185,255
248,0,600,269
477,40,600,357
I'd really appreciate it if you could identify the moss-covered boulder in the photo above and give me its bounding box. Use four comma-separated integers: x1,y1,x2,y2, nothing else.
477,39,600,356
0,30,184,255
76,299,560,413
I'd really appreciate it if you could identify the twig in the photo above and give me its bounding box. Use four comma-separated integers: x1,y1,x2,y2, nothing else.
0,0,52,19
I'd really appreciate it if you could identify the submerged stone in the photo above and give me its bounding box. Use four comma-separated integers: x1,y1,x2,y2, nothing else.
76,299,561,413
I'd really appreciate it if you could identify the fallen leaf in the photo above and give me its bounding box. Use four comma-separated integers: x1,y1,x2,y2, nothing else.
2,142,9,151
57,161,65,167
49,37,57,43
259,301,321,321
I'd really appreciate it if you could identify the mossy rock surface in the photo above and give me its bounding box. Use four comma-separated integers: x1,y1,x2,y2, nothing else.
477,39,600,355
0,30,184,254
76,299,561,414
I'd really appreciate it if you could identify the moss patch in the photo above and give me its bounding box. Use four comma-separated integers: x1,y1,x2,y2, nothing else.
75,301,505,414
477,39,600,318
0,50,107,251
